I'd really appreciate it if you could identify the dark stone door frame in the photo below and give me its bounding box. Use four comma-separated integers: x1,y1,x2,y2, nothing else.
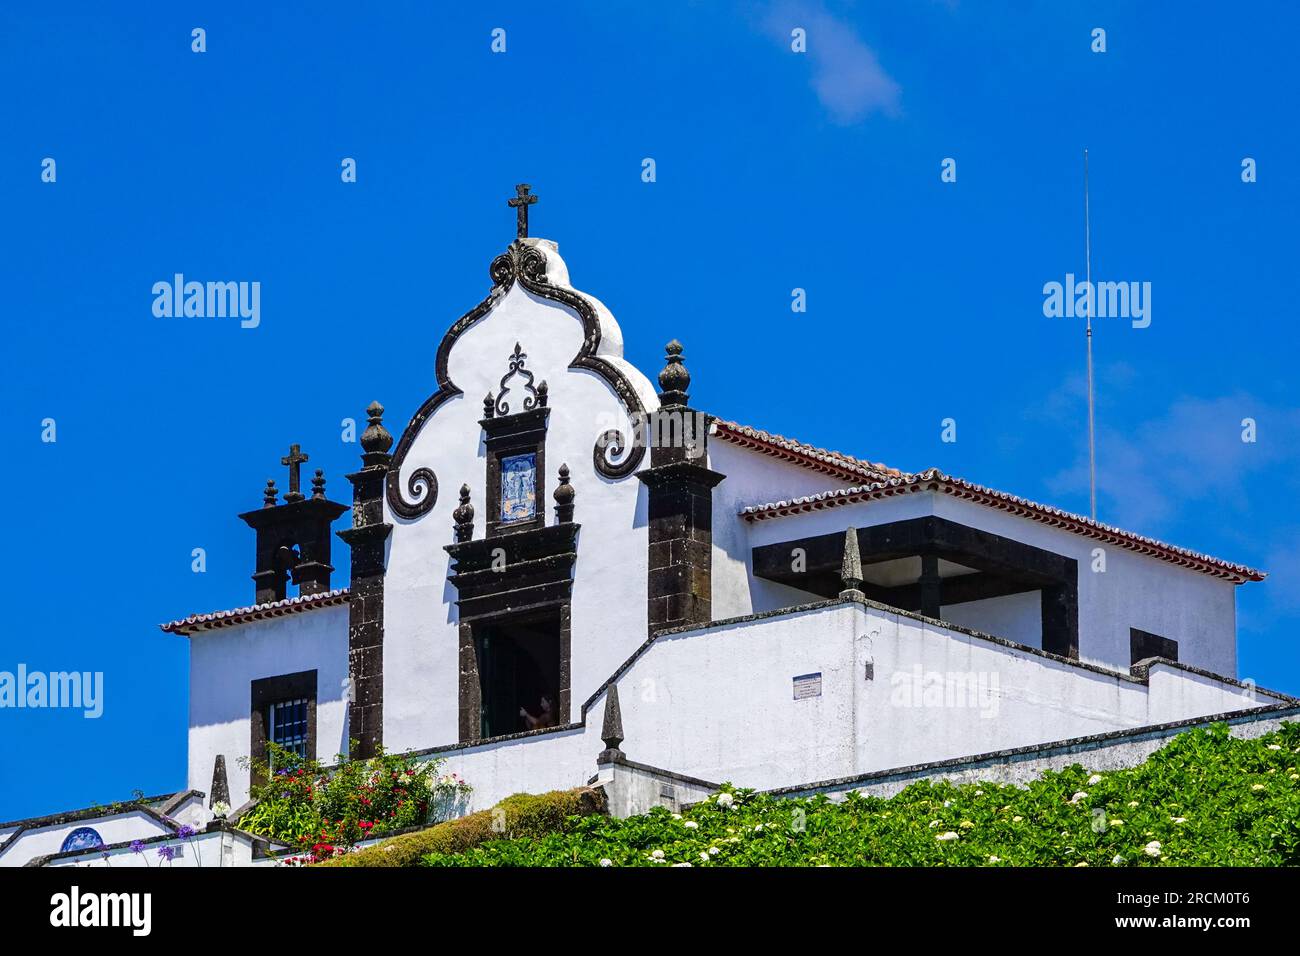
446,524,578,742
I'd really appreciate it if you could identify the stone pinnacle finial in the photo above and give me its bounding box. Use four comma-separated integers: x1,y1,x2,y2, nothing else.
263,479,279,508
482,391,496,420
360,401,394,457
453,483,475,543
553,463,575,523
311,469,326,499
209,754,230,811
840,526,864,599
598,684,624,762
657,339,690,406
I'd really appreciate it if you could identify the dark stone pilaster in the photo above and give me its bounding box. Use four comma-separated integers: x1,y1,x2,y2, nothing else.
919,554,942,619
641,462,724,632
639,341,725,634
457,622,480,742
336,402,394,759
1042,583,1079,659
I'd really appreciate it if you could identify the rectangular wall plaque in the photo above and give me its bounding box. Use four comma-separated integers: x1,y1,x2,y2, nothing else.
792,672,822,700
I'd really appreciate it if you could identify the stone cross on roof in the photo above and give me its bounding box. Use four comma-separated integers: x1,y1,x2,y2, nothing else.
280,443,309,503
508,183,538,239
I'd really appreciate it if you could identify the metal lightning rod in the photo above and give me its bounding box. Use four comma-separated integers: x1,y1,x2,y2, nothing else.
1084,148,1097,521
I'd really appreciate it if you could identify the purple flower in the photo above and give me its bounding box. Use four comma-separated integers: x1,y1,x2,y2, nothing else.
157,845,176,862
177,824,195,840
130,840,145,854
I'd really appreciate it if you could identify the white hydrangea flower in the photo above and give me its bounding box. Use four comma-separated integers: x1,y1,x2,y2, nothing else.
988,855,1000,863
929,820,941,828
651,850,664,860
1074,862,1089,867
1128,801,1140,808
1252,784,1266,791
671,813,682,820
683,820,699,829
1069,791,1088,804
1111,854,1125,865
936,832,959,841
1012,816,1023,822
974,790,983,796
1268,744,1282,751
716,792,734,808
943,800,952,808
1087,774,1103,785
699,852,710,861
753,823,764,832
672,862,692,867
708,846,720,855
599,858,612,867
1144,841,1162,858
1172,817,1187,824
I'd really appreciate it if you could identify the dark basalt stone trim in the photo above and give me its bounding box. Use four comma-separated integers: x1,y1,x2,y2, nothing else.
762,702,1300,799
446,523,580,569
753,516,1080,659
1130,627,1179,666
483,407,549,537
156,789,204,818
412,720,587,758
640,459,725,634
239,497,350,603
338,458,392,760
1130,656,1298,702
455,587,574,624
456,604,574,743
654,594,1145,685
388,239,648,519
0,790,198,835
249,670,318,788
23,823,288,868
592,757,721,791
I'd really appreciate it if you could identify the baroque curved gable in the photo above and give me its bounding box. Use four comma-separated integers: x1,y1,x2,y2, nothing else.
386,238,653,519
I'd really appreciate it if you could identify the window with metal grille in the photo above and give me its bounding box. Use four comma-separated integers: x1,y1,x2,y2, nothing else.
268,697,309,760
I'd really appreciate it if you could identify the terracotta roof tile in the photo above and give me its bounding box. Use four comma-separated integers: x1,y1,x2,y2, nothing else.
739,469,1265,584
160,588,350,636
711,419,903,483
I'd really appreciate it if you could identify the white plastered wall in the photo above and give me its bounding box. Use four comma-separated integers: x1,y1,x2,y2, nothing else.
733,489,1241,677
186,604,350,806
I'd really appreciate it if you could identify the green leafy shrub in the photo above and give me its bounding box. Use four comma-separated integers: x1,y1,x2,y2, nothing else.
319,787,605,867
238,744,471,864
421,722,1300,867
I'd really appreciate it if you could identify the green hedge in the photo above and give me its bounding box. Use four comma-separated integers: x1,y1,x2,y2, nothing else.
317,787,605,867
421,722,1300,867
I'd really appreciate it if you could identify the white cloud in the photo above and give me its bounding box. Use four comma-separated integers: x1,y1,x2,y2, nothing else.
1044,386,1300,530
762,2,901,123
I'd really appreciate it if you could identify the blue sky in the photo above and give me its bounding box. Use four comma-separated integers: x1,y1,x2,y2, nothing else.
1,1,1297,819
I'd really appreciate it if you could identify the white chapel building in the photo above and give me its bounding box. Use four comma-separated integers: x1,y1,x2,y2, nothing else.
6,186,1295,866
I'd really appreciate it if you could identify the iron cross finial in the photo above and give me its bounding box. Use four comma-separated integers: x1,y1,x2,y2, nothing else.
280,443,309,502
507,183,538,239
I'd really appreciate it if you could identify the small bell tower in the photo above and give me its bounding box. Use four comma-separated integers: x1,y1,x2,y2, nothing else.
239,444,349,603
